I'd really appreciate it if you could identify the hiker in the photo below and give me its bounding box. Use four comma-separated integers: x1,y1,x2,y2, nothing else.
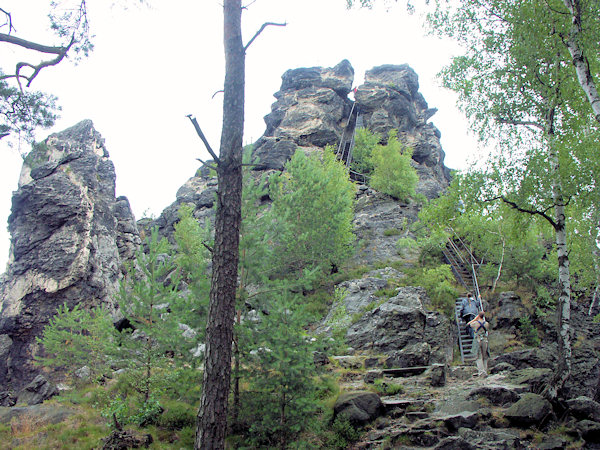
468,311,490,376
460,293,479,338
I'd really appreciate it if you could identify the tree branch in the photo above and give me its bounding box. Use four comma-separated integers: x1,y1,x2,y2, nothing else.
1,35,74,88
495,117,545,131
196,158,218,171
244,22,286,52
202,241,214,253
484,195,557,229
186,114,221,164
0,32,68,54
0,8,15,34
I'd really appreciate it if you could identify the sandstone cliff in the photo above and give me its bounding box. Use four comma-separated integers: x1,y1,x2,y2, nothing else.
0,120,139,389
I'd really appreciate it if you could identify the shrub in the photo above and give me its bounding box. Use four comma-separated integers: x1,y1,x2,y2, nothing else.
327,415,361,449
372,379,404,396
158,400,196,430
369,130,418,202
518,316,540,347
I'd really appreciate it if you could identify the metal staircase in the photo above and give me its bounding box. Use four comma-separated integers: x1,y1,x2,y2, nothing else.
455,297,476,363
443,232,484,363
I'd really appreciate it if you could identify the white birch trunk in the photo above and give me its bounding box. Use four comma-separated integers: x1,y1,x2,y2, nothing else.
562,0,600,123
545,138,572,399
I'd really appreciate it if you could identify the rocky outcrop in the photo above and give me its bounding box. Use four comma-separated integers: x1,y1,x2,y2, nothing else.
346,286,453,365
0,120,139,390
139,164,217,244
356,64,451,199
252,61,450,199
253,60,354,170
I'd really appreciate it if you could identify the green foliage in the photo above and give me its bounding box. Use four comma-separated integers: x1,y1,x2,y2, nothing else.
350,127,379,174
350,128,419,202
36,303,115,381
518,316,541,347
402,265,458,317
533,286,556,317
370,130,419,202
372,379,404,396
269,149,355,279
327,415,361,449
242,293,319,448
173,204,210,348
383,228,401,236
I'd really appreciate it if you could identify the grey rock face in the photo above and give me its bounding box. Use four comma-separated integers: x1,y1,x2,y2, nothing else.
0,120,139,389
16,375,58,406
253,60,354,170
493,291,525,330
356,64,451,199
141,167,217,244
353,190,420,266
252,61,451,201
345,286,453,364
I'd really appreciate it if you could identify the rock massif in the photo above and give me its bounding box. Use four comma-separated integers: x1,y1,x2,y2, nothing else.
253,60,450,199
0,120,139,389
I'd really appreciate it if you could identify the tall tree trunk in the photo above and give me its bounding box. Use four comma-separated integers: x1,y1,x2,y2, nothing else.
588,216,600,315
544,126,572,400
195,0,244,448
561,0,600,123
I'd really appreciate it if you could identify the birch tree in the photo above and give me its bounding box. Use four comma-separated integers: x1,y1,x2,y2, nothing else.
425,0,600,398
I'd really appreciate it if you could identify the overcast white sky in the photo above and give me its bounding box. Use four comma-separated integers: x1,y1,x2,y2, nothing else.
0,0,481,271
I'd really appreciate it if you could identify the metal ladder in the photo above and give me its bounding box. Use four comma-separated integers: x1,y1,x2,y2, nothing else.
336,102,369,185
455,297,476,363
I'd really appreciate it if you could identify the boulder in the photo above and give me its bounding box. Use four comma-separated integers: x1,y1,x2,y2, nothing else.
434,436,474,450
333,391,385,426
429,363,447,387
458,429,522,449
504,393,553,427
493,348,555,370
577,420,600,444
0,391,16,407
16,375,58,406
566,396,600,422
467,385,520,406
441,411,481,432
505,367,553,393
346,286,427,354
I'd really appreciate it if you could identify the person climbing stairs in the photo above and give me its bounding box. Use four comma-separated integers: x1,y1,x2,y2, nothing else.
455,297,477,363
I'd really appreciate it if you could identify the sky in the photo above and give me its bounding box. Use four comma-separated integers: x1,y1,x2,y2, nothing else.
0,0,481,272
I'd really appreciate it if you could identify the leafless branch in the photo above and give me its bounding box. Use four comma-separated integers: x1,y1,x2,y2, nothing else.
196,158,218,172
212,89,224,99
0,8,15,34
1,35,74,89
244,22,286,51
242,0,258,10
484,195,558,229
0,33,68,54
186,114,221,164
202,241,214,253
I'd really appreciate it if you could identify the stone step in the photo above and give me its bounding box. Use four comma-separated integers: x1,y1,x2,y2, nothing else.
382,366,429,377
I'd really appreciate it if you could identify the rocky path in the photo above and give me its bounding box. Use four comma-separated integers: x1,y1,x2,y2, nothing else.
333,359,574,450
